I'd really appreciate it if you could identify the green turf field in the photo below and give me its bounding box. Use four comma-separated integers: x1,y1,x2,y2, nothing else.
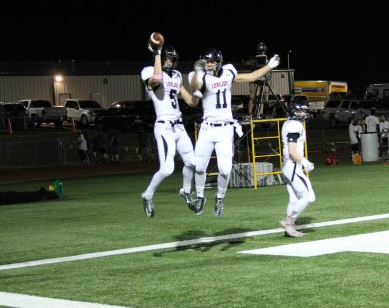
0,162,388,308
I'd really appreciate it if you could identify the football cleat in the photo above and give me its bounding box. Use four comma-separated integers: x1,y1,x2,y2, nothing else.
194,196,206,215
179,188,197,212
214,196,224,217
280,218,307,238
142,192,154,218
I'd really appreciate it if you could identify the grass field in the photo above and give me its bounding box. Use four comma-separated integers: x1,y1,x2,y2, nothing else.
1,161,388,308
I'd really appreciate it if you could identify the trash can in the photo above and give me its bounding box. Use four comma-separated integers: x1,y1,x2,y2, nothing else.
361,132,379,162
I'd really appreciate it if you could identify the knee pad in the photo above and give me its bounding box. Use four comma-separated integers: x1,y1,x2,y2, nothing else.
218,166,232,178
161,166,174,177
301,190,315,203
182,152,196,168
195,167,206,175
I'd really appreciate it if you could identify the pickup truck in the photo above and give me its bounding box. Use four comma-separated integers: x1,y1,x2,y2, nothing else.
322,99,371,126
19,99,67,128
64,99,105,127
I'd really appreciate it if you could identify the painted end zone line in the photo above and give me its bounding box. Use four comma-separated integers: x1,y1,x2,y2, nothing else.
0,291,132,308
1,213,388,271
239,230,389,257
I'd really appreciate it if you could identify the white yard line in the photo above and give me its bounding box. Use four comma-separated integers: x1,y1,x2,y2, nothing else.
0,292,132,308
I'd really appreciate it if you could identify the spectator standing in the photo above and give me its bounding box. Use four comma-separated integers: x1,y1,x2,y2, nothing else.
280,102,315,237
140,43,200,218
77,130,89,166
356,119,365,142
348,118,360,158
108,130,120,163
365,108,379,133
86,131,97,164
379,114,389,158
189,48,280,216
94,130,108,164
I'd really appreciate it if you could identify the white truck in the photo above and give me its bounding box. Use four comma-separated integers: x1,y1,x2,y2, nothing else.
64,99,105,127
294,80,348,113
364,83,389,100
19,99,67,128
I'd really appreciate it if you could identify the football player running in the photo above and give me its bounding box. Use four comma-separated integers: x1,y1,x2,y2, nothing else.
189,48,280,217
280,102,316,237
140,44,200,218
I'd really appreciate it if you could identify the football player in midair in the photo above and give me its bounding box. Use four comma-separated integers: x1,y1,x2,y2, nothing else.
140,43,201,217
189,48,280,217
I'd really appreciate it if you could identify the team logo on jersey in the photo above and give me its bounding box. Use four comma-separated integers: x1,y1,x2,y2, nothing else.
165,81,179,88
211,80,228,89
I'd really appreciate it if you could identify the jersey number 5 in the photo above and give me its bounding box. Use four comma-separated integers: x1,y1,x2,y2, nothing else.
169,89,178,109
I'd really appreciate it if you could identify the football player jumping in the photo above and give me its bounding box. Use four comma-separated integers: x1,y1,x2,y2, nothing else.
140,44,200,218
189,48,280,217
280,102,316,237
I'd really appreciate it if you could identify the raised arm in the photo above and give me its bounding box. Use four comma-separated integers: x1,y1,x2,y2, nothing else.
146,44,163,90
234,55,280,83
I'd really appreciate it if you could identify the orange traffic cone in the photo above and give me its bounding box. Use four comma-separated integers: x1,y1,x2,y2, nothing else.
70,119,76,133
6,118,12,134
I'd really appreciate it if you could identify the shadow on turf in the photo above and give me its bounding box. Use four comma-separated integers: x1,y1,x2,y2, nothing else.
153,216,318,257
296,216,316,234
153,228,249,257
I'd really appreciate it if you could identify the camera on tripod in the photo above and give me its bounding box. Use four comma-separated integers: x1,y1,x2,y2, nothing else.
255,42,268,69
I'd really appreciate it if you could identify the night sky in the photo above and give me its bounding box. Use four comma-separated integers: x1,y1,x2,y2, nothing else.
1,1,388,97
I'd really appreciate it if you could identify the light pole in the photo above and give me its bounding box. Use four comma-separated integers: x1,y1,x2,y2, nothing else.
287,50,292,69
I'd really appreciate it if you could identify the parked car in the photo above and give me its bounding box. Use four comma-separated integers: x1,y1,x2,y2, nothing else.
322,99,371,126
64,99,105,127
19,99,66,128
0,102,27,131
95,100,155,132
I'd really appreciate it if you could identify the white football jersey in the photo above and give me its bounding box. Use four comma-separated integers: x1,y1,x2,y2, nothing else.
141,66,183,121
189,64,237,122
282,119,306,164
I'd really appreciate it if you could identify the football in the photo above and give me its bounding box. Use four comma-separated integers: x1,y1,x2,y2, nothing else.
148,32,164,49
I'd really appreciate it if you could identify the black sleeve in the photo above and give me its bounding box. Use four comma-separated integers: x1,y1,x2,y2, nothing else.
287,132,300,143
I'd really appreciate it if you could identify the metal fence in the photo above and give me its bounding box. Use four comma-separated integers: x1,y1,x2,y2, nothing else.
0,137,157,168
0,138,71,166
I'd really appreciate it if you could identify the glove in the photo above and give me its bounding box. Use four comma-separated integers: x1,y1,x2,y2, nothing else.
194,59,206,73
193,90,203,99
233,122,244,138
268,54,280,69
301,158,314,173
147,43,161,56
